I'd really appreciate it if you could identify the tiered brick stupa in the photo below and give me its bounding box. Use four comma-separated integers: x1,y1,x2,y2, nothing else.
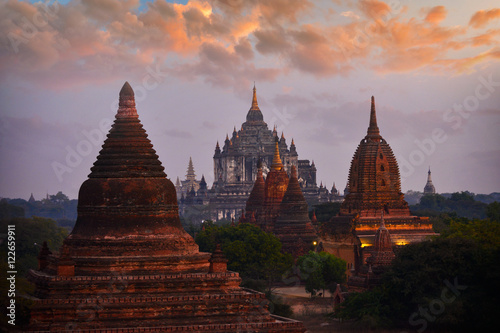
28,82,305,332
274,165,317,257
253,138,289,232
337,96,435,246
245,160,266,220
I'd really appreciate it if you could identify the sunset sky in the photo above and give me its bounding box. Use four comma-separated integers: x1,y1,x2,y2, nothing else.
1,0,499,200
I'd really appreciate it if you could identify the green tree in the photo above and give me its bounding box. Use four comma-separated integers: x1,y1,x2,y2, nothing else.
486,201,500,222
441,217,500,250
297,251,346,297
0,199,25,219
195,223,293,290
311,202,341,222
337,237,499,331
0,216,68,331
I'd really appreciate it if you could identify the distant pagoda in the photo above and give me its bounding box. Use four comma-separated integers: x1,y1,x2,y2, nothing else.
423,167,436,194
28,82,305,332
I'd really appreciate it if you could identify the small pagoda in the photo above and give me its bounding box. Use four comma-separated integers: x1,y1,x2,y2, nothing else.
27,82,305,332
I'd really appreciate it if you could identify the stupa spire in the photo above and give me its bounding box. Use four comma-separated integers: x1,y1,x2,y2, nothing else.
117,81,138,118
367,96,380,139
252,83,259,109
271,137,283,170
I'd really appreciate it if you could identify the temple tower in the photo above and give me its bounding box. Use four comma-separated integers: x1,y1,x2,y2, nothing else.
28,82,305,332
334,97,435,246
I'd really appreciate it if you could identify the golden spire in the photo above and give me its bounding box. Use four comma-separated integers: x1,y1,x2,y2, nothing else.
252,83,258,109
271,137,283,170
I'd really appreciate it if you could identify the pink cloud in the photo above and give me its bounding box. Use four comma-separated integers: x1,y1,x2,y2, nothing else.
469,8,500,28
425,6,447,25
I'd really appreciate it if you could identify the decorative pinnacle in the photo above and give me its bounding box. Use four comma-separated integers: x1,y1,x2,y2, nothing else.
291,138,295,145
117,81,138,118
281,132,285,139
367,95,380,138
252,83,259,109
380,211,386,229
271,137,283,170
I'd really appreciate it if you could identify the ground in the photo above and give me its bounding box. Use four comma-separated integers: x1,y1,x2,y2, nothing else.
273,286,454,333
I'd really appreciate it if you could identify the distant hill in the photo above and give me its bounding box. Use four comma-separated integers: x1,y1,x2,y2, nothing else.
0,192,77,230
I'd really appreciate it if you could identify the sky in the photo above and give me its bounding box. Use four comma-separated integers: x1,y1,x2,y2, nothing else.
0,0,499,200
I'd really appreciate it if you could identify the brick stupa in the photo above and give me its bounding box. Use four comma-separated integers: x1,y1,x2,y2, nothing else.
274,165,317,258
249,138,289,233
336,96,435,246
28,82,305,332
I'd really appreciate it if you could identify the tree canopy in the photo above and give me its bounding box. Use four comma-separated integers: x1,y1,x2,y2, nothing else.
297,251,346,297
195,223,293,288
337,226,500,331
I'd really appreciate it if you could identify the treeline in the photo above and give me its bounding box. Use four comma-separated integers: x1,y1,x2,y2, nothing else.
1,192,77,229
337,204,500,331
410,191,490,219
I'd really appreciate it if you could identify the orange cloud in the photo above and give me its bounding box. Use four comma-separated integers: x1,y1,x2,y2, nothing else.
425,6,447,25
358,0,391,19
469,8,500,28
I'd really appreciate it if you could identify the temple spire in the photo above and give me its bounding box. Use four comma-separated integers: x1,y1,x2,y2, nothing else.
271,137,283,170
252,83,259,109
367,96,380,139
186,157,196,181
380,211,386,229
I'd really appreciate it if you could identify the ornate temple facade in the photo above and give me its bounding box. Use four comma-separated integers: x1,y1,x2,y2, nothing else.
423,167,436,194
210,86,328,220
331,96,435,246
27,82,305,332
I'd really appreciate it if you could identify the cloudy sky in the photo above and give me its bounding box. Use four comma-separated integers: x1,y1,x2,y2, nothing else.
0,0,499,200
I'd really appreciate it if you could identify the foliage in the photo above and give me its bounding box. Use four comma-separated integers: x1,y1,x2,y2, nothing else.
441,217,500,250
2,192,78,226
337,237,499,331
0,216,68,331
0,217,68,276
0,199,25,219
297,251,346,297
310,202,341,223
486,201,500,222
195,223,293,289
410,192,488,219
